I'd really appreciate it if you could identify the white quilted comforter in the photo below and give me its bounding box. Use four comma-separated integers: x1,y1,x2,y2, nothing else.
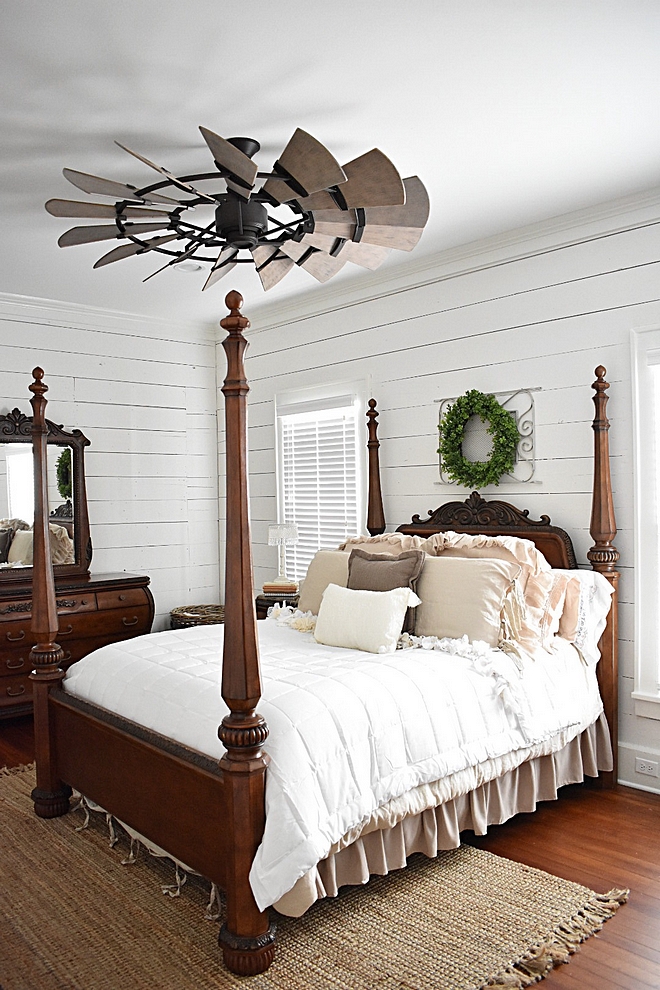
63,617,603,910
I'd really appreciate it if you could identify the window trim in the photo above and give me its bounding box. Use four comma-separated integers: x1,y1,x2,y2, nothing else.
631,326,660,719
275,381,368,583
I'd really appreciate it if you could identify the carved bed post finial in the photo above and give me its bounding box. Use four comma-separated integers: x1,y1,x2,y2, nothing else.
588,365,619,787
217,293,275,975
28,367,71,818
366,399,386,536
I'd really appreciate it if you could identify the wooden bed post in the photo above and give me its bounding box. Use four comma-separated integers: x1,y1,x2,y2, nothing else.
366,399,386,536
588,366,620,788
217,292,276,975
28,368,72,817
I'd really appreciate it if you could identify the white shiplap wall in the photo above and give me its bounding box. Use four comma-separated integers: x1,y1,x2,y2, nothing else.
235,186,660,791
0,294,220,630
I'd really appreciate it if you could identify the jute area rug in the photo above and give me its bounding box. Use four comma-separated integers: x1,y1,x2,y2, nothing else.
1,766,627,990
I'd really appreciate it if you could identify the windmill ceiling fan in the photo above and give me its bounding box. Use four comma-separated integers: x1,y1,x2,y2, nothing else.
45,127,430,291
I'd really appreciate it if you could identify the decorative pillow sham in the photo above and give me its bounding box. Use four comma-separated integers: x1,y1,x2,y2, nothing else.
7,529,33,564
415,556,522,647
338,533,427,554
347,548,425,633
555,569,614,665
297,551,349,615
313,583,421,654
4,524,75,567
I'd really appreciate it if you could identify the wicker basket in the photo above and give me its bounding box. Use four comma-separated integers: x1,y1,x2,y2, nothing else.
170,604,225,629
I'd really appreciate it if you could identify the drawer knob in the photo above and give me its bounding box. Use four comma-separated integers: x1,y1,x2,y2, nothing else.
119,594,127,601
6,657,25,670
6,630,25,642
6,684,26,697
122,615,139,627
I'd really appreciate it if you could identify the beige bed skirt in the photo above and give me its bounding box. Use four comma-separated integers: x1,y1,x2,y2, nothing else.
274,714,612,917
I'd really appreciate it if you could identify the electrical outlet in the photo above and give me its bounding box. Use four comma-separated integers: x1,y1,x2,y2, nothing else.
635,757,659,777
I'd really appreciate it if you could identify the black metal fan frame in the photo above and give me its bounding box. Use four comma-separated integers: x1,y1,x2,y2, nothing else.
112,167,347,274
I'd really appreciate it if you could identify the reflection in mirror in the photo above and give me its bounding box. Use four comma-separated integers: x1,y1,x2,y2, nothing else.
0,442,76,569
0,407,91,581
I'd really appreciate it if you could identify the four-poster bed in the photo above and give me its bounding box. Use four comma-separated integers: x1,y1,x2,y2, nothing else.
27,292,619,976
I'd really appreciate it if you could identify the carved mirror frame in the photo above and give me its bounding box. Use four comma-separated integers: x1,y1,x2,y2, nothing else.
0,408,92,583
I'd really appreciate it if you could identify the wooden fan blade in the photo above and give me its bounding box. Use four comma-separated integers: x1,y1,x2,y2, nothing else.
300,231,340,252
363,176,430,229
279,240,346,282
199,127,257,193
114,142,216,203
295,190,338,212
358,225,424,251
309,210,357,240
300,250,347,283
58,221,170,247
251,245,294,291
202,247,239,290
301,230,389,271
338,240,391,270
93,233,179,268
338,149,405,208
46,199,171,220
261,129,346,204
62,169,181,206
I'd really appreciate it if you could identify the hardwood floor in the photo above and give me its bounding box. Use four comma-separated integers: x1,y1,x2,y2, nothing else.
2,717,659,989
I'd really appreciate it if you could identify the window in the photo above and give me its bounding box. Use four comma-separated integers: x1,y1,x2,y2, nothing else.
276,389,365,583
631,327,660,719
6,450,33,522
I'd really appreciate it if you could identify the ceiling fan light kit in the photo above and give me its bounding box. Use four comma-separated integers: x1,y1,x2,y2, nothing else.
45,126,430,291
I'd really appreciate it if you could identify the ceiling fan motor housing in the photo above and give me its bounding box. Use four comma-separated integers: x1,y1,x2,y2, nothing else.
215,194,268,249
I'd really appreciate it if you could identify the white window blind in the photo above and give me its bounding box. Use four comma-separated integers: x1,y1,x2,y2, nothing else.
278,401,361,582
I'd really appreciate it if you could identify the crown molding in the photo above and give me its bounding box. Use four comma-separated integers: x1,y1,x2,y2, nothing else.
0,291,217,342
246,183,660,333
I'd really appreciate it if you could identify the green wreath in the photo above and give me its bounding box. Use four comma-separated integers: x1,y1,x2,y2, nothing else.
56,447,72,500
438,390,520,488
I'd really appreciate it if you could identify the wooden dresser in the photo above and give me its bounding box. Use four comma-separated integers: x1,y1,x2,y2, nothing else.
0,572,154,719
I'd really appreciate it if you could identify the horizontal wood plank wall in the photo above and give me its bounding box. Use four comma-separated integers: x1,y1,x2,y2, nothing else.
234,190,660,793
0,295,220,629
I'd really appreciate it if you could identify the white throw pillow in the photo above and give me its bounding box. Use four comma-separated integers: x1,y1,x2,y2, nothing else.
415,556,521,647
313,583,421,654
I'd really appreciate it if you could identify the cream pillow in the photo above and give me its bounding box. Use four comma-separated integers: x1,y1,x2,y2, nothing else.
7,529,33,564
415,556,521,647
313,583,421,654
298,551,349,614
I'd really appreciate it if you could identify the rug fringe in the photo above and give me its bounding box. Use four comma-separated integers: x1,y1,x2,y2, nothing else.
0,762,35,776
482,887,630,988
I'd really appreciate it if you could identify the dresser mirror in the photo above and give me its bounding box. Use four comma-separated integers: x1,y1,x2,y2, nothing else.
0,408,92,583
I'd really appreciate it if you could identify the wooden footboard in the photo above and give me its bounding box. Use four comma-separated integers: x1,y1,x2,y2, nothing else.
29,292,276,977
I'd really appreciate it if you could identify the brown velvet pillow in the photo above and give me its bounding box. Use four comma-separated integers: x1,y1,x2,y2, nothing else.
0,528,12,564
347,548,425,633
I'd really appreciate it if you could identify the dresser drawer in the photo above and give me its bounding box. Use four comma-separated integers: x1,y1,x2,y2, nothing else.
0,594,97,623
51,605,152,640
0,671,33,710
0,645,76,678
96,588,150,610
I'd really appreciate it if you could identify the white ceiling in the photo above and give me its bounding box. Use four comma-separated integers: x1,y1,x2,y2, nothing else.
3,0,660,327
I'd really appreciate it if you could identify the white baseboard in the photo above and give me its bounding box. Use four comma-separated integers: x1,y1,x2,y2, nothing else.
618,741,660,795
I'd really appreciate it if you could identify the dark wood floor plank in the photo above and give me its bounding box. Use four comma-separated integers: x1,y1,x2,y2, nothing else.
1,717,659,989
